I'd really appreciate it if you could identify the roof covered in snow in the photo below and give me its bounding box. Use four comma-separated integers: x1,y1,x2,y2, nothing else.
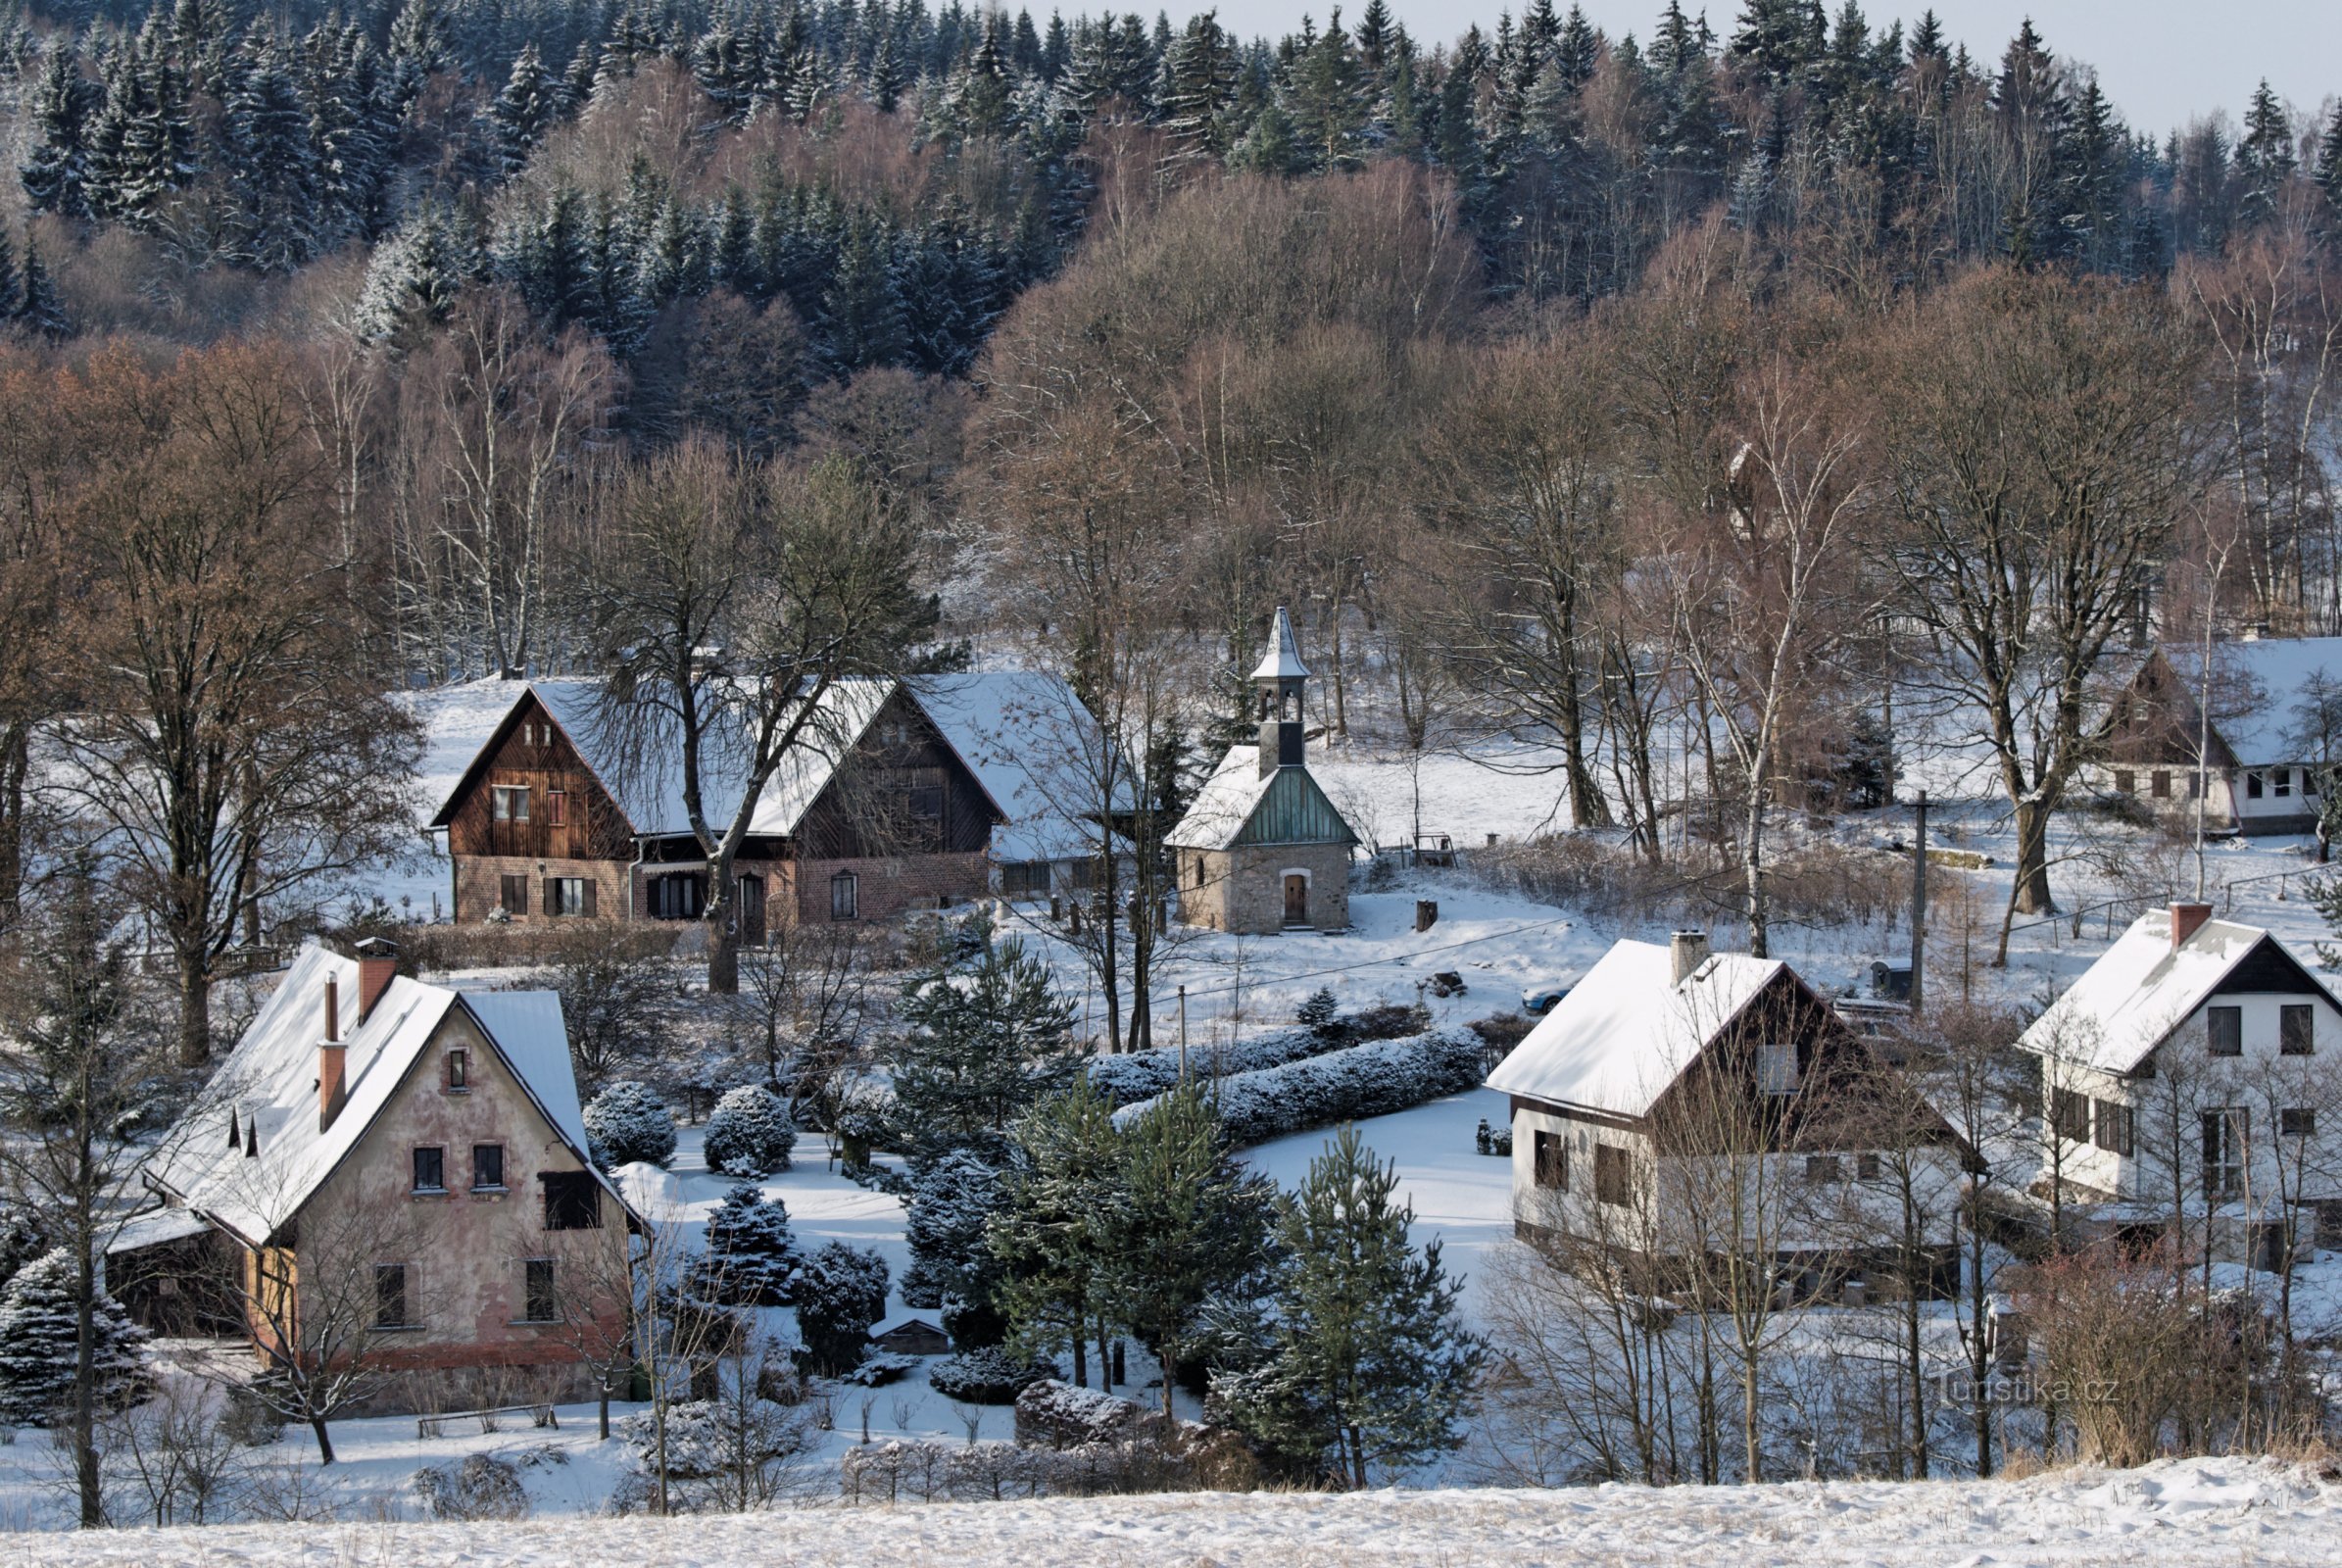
2165,636,2342,766
2016,908,2338,1075
1485,939,1786,1118
1165,746,1359,852
911,671,1123,864
1251,606,1310,680
144,945,618,1245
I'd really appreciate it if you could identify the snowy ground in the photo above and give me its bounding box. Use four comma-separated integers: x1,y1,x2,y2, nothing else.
11,1456,2338,1566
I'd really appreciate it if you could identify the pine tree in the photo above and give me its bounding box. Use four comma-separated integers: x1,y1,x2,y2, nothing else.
225,31,319,273
703,1084,797,1175
490,42,558,173
795,1241,889,1374
866,27,906,112
820,206,908,374
1160,12,1240,166
986,1079,1123,1388
710,183,759,295
387,0,451,76
0,234,21,323
355,204,475,342
1211,1126,1484,1488
886,911,1079,1156
561,41,599,112
2317,104,2342,239
699,1183,802,1304
17,236,67,337
0,1250,149,1428
1101,1084,1276,1417
903,1149,1011,1336
949,13,1017,140
1287,8,1369,172
19,45,93,219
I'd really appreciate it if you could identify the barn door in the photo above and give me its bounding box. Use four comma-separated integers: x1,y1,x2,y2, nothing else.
1283,874,1308,926
738,874,766,947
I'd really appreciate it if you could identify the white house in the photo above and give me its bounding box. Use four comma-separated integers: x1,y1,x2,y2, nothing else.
2015,902,2342,1261
1486,931,1969,1302
2096,636,2342,835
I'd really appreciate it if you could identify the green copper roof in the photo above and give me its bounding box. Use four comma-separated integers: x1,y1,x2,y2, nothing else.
1230,766,1359,848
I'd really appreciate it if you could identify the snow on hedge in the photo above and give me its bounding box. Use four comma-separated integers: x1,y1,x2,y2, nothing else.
1113,1027,1486,1146
1087,1004,1428,1108
703,1084,798,1176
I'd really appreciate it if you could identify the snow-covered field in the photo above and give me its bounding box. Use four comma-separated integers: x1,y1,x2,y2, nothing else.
10,1457,2335,1566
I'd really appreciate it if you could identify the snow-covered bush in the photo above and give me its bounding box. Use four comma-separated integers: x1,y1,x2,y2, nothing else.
412,1454,529,1521
703,1084,797,1175
583,1080,676,1169
1086,1006,1432,1108
836,1351,918,1387
698,1184,801,1305
795,1242,890,1375
614,1395,817,1485
0,1249,150,1427
901,1150,1006,1311
927,1347,1056,1404
1117,1029,1485,1147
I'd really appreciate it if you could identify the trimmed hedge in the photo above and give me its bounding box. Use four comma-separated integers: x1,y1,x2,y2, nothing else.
1116,1027,1485,1147
1086,1004,1428,1108
928,1347,1058,1404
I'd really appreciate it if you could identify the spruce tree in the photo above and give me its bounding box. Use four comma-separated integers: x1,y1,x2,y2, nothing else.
20,45,94,219
2317,104,2342,239
795,1241,889,1374
1211,1126,1484,1488
17,237,66,337
902,1148,1011,1338
225,32,319,273
489,42,558,173
986,1080,1123,1388
355,204,475,342
1160,13,1240,166
886,911,1079,1157
699,1183,802,1304
1287,9,1369,172
820,206,908,373
0,234,21,323
0,1250,150,1428
2236,78,2297,227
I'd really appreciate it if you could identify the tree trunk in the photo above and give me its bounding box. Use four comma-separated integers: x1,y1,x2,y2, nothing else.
2011,799,2055,916
1743,781,1770,958
706,852,739,995
1742,1354,1762,1482
599,1387,611,1441
175,948,211,1068
310,1415,337,1465
74,1250,99,1527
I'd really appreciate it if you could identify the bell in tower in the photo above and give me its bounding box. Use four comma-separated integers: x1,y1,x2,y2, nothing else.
1254,605,1309,779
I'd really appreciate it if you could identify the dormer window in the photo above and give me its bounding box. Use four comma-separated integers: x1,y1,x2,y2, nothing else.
1758,1042,1799,1097
447,1050,469,1092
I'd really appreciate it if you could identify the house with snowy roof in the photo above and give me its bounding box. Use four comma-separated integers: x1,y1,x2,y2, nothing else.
1486,931,1969,1301
2015,902,2342,1259
124,939,641,1410
1167,608,1359,934
426,672,1107,935
2096,635,2342,835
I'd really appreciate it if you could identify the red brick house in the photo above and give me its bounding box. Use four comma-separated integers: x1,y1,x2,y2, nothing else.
427,677,1020,937
129,941,643,1410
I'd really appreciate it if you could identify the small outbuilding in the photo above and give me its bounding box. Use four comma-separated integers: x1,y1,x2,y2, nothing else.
867,1309,951,1356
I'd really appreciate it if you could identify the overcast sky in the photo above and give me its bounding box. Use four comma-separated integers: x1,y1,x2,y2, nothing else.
1175,0,2339,139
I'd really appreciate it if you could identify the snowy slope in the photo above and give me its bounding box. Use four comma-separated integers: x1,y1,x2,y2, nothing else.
14,1457,2335,1566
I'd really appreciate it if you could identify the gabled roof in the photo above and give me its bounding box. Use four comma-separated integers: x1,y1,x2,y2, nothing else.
2162,636,2342,766
911,671,1127,863
430,676,999,841
1486,940,1786,1119
2017,908,2341,1075
1252,606,1310,680
1165,745,1359,852
144,945,628,1245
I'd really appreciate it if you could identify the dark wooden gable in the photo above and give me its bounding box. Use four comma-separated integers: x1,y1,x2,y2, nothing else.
436,691,635,862
2100,652,2237,769
794,686,1002,859
1650,967,1965,1158
2209,935,2342,1004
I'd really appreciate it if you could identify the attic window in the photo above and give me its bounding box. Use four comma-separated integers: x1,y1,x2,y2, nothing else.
446,1050,469,1092
492,786,530,822
1757,1042,1799,1097
2208,1005,2242,1056
543,1172,601,1231
2282,1004,2314,1056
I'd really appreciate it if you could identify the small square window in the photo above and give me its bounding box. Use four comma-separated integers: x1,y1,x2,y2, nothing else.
1757,1042,1799,1097
375,1263,410,1328
2282,1004,2314,1055
524,1258,558,1323
2152,770,2171,799
2208,1005,2243,1056
412,1147,445,1193
1533,1128,1568,1191
2281,1106,2317,1138
1856,1152,1881,1182
2247,772,2266,800
2113,769,2134,794
1805,1153,1843,1184
447,1049,468,1092
472,1143,505,1190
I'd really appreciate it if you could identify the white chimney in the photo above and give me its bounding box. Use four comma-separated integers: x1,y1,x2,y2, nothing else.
1671,930,1711,986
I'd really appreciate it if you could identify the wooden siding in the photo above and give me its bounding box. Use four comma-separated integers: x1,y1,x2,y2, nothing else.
1229,766,1359,848
795,688,997,861
443,693,634,862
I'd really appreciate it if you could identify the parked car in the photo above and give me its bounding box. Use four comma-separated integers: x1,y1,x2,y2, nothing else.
1521,984,1572,1015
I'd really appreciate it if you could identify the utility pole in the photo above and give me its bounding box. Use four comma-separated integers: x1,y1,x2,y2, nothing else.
1909,789,1927,1017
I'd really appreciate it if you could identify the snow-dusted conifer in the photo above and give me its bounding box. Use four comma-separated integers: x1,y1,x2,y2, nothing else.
489,42,557,172
583,1080,677,1169
704,1084,797,1176
794,1241,889,1374
699,1182,801,1303
355,204,474,341
0,1250,150,1428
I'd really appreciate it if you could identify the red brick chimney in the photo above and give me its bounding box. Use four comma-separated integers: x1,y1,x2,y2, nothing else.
354,936,399,1023
2171,901,2214,952
319,974,348,1133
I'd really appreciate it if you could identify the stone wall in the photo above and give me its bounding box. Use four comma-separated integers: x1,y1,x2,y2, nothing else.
1174,842,1350,935
452,854,633,926
789,851,991,927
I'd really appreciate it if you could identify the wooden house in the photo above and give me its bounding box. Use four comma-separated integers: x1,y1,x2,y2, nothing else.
2097,637,2342,836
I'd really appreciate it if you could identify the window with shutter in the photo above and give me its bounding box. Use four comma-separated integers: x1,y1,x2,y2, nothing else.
500,875,528,917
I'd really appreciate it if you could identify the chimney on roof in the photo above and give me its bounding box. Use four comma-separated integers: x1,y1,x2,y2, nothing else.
319,975,348,1134
2171,901,2214,952
1670,929,1711,986
354,937,399,1023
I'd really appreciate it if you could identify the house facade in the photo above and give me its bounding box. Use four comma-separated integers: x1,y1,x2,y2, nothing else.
2096,637,2342,836
2016,903,2342,1258
1167,608,1359,935
1487,932,1969,1303
129,941,641,1412
429,678,1016,937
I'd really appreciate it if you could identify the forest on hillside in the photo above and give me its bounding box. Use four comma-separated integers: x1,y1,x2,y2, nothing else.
0,0,2339,1044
